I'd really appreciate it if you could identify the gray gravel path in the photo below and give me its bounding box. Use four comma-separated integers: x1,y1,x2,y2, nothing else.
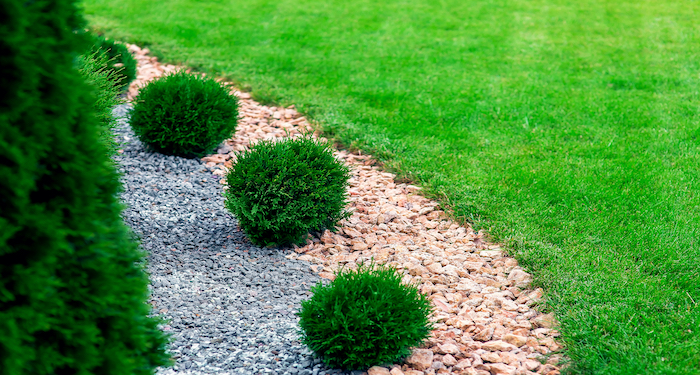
112,105,350,375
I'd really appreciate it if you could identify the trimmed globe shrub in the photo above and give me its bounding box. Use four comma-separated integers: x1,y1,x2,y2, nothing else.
0,1,170,374
297,263,434,370
224,136,350,247
130,71,239,157
90,35,137,91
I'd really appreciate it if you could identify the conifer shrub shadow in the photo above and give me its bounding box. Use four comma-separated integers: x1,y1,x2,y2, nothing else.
224,136,350,247
0,0,170,373
130,71,239,157
90,35,137,91
297,263,434,370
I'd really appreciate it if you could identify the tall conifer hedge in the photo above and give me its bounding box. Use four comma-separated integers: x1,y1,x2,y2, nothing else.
0,1,170,374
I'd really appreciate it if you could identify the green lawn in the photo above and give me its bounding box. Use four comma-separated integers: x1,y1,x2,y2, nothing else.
81,0,700,373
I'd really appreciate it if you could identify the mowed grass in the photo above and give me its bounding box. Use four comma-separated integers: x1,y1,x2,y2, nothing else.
82,0,700,373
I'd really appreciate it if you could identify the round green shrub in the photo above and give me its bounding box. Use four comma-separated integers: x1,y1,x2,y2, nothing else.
130,71,239,157
297,263,434,370
224,136,350,246
90,35,137,90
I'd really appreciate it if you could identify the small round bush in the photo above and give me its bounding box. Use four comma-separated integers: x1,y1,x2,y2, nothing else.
90,35,137,90
224,136,350,246
297,263,434,370
130,71,239,157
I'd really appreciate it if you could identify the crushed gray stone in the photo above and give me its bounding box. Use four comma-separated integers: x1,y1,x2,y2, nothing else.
112,104,349,375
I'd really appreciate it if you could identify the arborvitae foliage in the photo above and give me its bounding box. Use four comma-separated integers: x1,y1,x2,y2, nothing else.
0,1,170,374
90,34,137,91
297,263,434,370
129,71,239,157
224,136,351,247
77,49,124,155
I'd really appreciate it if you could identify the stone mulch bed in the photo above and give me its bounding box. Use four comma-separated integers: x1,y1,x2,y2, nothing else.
125,44,563,375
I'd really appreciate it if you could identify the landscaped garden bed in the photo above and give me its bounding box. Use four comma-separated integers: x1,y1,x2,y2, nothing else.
123,44,563,375
83,2,700,373
5,0,697,373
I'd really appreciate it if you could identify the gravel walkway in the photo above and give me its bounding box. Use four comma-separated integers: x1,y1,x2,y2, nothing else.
113,105,349,375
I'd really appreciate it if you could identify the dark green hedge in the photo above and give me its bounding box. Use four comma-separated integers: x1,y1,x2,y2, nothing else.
0,1,170,374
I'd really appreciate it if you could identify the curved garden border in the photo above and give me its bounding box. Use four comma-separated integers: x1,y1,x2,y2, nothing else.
126,43,563,375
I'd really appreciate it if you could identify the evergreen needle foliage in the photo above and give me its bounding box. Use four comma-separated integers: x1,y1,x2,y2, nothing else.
77,48,124,155
130,71,239,157
224,136,350,247
0,1,170,374
90,34,137,90
297,263,434,370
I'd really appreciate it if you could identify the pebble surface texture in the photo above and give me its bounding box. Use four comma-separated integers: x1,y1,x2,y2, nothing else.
114,106,342,375
124,43,563,375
